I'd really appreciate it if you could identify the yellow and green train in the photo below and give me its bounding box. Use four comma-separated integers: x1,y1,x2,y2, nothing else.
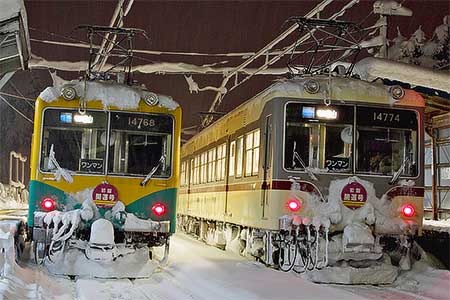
27,80,181,277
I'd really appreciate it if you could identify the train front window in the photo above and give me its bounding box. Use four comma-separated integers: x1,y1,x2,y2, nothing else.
356,107,418,176
40,109,107,174
284,103,354,172
108,112,173,177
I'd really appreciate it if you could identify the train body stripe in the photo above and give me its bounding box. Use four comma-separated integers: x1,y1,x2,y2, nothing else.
28,180,177,233
179,180,320,194
386,186,425,198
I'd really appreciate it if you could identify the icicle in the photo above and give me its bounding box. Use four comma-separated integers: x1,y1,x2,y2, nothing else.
314,226,320,269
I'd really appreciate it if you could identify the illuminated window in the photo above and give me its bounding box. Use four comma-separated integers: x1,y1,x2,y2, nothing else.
207,148,216,182
236,136,243,177
245,129,260,176
216,143,227,181
194,156,200,185
200,152,207,184
180,161,186,186
189,158,194,184
229,141,236,177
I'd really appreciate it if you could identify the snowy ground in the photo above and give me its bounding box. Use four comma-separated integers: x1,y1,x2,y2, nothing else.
0,231,448,300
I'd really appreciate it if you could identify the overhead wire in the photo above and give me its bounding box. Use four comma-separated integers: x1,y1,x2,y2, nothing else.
9,82,35,108
0,91,35,102
0,95,33,124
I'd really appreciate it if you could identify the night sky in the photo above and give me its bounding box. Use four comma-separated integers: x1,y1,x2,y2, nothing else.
0,0,448,182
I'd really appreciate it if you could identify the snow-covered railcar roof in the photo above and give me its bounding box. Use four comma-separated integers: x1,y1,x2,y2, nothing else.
38,80,179,111
181,76,423,156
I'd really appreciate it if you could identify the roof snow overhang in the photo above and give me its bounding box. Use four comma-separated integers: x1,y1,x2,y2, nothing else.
353,57,450,119
0,0,30,76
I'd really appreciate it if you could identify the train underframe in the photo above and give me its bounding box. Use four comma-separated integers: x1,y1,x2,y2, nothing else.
30,200,171,278
177,214,417,284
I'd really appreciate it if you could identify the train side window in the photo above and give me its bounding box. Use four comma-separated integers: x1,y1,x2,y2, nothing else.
190,158,194,185
236,136,243,178
229,141,236,177
180,161,186,186
207,148,216,182
217,143,227,180
200,152,207,184
245,129,260,176
245,133,253,176
193,155,200,185
253,130,260,176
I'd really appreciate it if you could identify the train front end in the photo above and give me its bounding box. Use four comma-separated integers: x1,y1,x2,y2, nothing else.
269,78,424,284
28,80,181,278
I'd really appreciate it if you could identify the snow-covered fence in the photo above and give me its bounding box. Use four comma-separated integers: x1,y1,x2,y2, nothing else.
0,151,29,204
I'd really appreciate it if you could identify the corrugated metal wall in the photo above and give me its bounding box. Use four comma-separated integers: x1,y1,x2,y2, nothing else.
425,113,450,220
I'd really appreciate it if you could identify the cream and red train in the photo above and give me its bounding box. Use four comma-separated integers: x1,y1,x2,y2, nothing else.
177,76,424,284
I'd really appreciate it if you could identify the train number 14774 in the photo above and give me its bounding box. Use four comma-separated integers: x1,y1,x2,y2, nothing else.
373,112,400,123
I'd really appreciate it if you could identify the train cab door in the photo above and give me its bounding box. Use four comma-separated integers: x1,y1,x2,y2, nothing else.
261,115,273,219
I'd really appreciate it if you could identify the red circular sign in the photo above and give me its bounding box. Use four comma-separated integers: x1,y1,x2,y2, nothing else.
92,183,119,208
340,182,367,209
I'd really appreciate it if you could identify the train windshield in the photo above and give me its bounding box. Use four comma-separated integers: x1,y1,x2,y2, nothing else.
284,103,418,177
356,107,418,176
285,103,354,173
40,109,108,174
40,109,173,178
108,112,173,178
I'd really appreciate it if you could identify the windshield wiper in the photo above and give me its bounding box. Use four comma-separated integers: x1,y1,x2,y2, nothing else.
48,144,73,183
292,141,318,181
389,156,410,185
140,154,166,186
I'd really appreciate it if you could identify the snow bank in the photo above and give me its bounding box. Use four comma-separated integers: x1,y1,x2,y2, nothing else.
0,0,23,22
39,79,179,111
354,57,450,93
423,218,450,234
0,183,28,210
0,197,27,210
0,0,31,58
393,258,450,300
0,231,73,299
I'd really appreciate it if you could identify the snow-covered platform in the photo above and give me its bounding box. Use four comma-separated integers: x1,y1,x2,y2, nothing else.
422,218,450,234
418,218,450,269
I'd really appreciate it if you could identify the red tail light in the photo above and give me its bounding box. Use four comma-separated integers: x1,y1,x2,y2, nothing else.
287,199,301,212
152,203,166,216
402,204,415,217
41,197,56,211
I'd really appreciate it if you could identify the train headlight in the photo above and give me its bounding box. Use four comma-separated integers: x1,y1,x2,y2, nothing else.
152,203,166,216
304,79,320,94
402,204,415,217
390,85,405,100
144,93,159,106
41,197,56,211
287,199,301,212
61,86,77,101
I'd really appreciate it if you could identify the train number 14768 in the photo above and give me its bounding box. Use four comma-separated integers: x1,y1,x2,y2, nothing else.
128,117,156,129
